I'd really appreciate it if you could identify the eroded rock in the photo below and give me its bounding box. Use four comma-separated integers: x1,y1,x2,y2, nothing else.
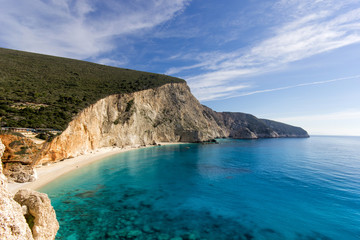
0,140,34,240
0,134,39,183
14,189,59,240
3,162,37,183
0,134,40,164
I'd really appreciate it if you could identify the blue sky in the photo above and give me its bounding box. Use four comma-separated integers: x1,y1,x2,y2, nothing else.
1,0,360,135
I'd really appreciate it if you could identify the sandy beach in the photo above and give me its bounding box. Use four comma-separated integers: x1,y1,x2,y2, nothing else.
7,143,181,194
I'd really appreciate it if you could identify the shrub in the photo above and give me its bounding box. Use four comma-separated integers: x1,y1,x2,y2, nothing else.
35,132,55,142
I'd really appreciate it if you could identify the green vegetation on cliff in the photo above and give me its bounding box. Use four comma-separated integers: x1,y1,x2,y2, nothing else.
0,48,185,130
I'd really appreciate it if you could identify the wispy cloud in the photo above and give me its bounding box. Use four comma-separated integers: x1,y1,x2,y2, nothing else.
234,75,360,98
0,0,190,60
193,84,249,101
171,1,360,100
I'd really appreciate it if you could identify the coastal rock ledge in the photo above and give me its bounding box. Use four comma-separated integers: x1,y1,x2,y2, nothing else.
0,140,59,240
39,82,308,164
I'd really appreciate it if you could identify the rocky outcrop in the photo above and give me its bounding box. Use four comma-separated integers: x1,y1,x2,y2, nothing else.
0,140,34,240
0,134,40,164
0,140,59,240
14,189,59,240
0,134,39,182
3,163,37,183
38,82,308,164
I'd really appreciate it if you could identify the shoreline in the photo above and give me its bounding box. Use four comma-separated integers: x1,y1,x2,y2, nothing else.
7,142,183,194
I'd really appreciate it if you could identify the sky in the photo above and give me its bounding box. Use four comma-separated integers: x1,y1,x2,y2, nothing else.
1,0,360,136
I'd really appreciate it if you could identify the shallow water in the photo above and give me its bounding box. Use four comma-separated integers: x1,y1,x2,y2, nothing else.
40,136,360,240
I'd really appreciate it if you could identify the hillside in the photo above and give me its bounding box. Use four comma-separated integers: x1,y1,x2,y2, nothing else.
260,119,309,137
0,48,184,130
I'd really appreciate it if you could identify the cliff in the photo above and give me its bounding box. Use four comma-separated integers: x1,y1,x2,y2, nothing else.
38,82,308,164
204,108,309,139
260,119,309,138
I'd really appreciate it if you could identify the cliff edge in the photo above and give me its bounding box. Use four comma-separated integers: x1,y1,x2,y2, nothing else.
39,82,308,164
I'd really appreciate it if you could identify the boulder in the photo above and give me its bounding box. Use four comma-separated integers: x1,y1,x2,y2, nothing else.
14,189,59,240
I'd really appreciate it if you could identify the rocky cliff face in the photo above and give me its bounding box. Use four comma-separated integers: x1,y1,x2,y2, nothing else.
204,108,309,139
260,119,309,138
39,82,308,164
39,83,226,163
0,139,59,240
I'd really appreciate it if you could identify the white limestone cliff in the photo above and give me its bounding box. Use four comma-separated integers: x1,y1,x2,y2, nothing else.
39,83,226,163
39,82,308,164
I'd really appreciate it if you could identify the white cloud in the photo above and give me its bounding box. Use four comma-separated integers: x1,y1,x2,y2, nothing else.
165,51,240,75
0,0,190,60
96,58,128,67
193,84,249,101
172,1,360,101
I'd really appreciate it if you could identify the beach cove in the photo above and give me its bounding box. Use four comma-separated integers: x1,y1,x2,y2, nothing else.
31,137,360,240
8,143,182,194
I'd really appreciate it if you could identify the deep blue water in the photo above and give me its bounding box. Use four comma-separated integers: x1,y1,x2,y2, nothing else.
40,136,360,240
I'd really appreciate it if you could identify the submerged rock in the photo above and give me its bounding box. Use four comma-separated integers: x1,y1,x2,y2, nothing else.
170,237,183,240
142,225,153,233
158,233,170,240
14,189,59,240
126,229,142,238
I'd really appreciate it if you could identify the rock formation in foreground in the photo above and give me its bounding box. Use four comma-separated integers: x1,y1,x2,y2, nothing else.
39,82,308,164
0,139,59,240
0,139,33,239
14,189,59,240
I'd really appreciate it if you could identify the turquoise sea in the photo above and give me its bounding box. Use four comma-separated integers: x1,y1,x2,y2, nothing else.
40,136,360,240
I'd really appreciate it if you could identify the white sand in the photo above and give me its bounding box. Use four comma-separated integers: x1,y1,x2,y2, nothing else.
7,142,181,194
